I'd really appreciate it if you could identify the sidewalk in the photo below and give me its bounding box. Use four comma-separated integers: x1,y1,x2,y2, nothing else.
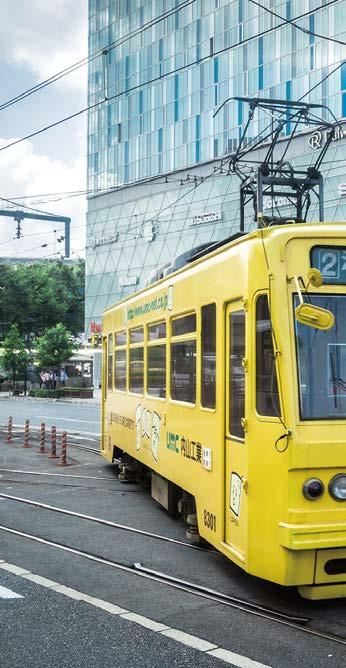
0,389,101,406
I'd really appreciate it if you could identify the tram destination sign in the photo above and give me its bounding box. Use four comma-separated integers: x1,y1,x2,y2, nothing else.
311,246,346,284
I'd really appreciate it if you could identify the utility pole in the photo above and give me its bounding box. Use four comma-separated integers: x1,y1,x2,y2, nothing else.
0,204,71,257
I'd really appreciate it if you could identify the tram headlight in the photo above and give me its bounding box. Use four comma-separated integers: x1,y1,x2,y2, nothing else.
329,475,346,501
303,478,324,500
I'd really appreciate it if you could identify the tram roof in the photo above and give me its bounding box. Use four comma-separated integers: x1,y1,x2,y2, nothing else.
104,221,346,314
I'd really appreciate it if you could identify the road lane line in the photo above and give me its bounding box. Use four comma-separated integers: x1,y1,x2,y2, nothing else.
21,574,60,588
0,563,30,575
0,561,272,667
160,628,217,651
121,612,170,632
39,416,100,424
207,648,271,668
6,424,100,436
0,585,23,599
0,469,115,480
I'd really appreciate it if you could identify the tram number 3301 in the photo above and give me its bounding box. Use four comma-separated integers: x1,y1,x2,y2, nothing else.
204,510,216,531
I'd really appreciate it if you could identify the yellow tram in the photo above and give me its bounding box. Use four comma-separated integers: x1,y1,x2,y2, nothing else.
100,221,346,600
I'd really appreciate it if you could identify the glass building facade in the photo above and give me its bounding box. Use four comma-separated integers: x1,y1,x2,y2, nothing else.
86,0,346,336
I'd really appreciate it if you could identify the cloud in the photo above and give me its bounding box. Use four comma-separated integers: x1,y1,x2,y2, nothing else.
0,137,86,258
0,1,87,88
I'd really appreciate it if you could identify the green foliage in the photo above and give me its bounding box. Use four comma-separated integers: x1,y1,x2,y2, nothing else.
0,259,84,338
29,389,60,398
1,324,30,387
29,387,93,398
35,323,76,369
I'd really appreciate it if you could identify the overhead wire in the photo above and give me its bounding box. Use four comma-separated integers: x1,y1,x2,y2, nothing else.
1,41,344,254
0,0,337,119
248,0,345,46
1,150,344,254
0,0,196,114
0,195,60,218
0,2,341,155
4,153,346,206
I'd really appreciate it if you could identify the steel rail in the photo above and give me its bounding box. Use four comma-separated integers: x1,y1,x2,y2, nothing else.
0,492,211,552
1,425,99,453
1,524,345,646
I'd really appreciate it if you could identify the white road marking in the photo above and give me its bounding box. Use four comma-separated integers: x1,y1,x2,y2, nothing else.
0,469,113,481
160,628,217,651
68,435,99,442
0,563,30,575
39,416,100,425
22,574,60,588
0,561,272,668
0,585,23,599
121,612,169,632
207,648,271,668
9,424,99,436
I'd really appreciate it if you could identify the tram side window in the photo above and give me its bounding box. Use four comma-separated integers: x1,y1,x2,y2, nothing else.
129,326,144,394
114,330,127,392
108,334,113,390
147,321,166,398
103,337,108,399
201,303,216,409
256,295,279,416
229,311,245,438
171,314,196,404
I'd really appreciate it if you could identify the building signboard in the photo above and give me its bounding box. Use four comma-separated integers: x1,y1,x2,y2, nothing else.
191,211,222,226
90,321,102,333
119,275,139,287
308,126,346,150
87,233,118,249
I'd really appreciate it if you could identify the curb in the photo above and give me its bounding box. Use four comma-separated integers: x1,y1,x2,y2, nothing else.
0,396,100,407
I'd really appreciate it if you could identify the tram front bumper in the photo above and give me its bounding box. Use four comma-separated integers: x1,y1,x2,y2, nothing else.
279,523,346,597
299,547,346,598
278,521,346,550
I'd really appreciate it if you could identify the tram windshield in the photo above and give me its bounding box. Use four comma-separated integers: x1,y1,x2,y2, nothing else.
294,295,346,419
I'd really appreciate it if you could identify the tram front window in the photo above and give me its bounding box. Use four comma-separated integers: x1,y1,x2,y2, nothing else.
294,295,346,419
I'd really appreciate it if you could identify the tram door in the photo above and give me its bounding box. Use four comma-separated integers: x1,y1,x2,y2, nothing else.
224,301,248,561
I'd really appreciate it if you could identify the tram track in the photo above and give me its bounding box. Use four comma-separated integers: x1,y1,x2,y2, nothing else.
0,491,212,552
1,521,345,647
0,478,145,492
1,424,100,454
0,469,145,492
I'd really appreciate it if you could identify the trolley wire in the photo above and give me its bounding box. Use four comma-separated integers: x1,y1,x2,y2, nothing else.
0,0,337,119
1,168,343,260
0,0,196,115
248,0,346,46
0,4,342,156
3,156,346,208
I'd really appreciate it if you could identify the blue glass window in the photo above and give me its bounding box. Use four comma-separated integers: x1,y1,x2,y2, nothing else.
158,128,163,153
309,15,315,45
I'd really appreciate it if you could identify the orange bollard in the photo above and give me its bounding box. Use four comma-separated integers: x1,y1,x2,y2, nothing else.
22,419,30,448
38,422,46,453
49,426,58,459
5,416,13,443
59,431,68,466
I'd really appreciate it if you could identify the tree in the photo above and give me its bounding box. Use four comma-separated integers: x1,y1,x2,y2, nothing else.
0,259,85,339
0,324,30,390
35,324,76,370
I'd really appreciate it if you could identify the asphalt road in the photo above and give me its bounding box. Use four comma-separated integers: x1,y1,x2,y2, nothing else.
0,437,345,667
0,398,100,436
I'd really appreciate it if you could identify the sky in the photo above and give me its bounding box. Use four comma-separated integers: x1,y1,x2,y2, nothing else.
0,0,88,259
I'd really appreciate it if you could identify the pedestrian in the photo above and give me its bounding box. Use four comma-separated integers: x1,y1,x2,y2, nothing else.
39,371,45,389
60,368,68,386
50,370,57,389
43,370,51,389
